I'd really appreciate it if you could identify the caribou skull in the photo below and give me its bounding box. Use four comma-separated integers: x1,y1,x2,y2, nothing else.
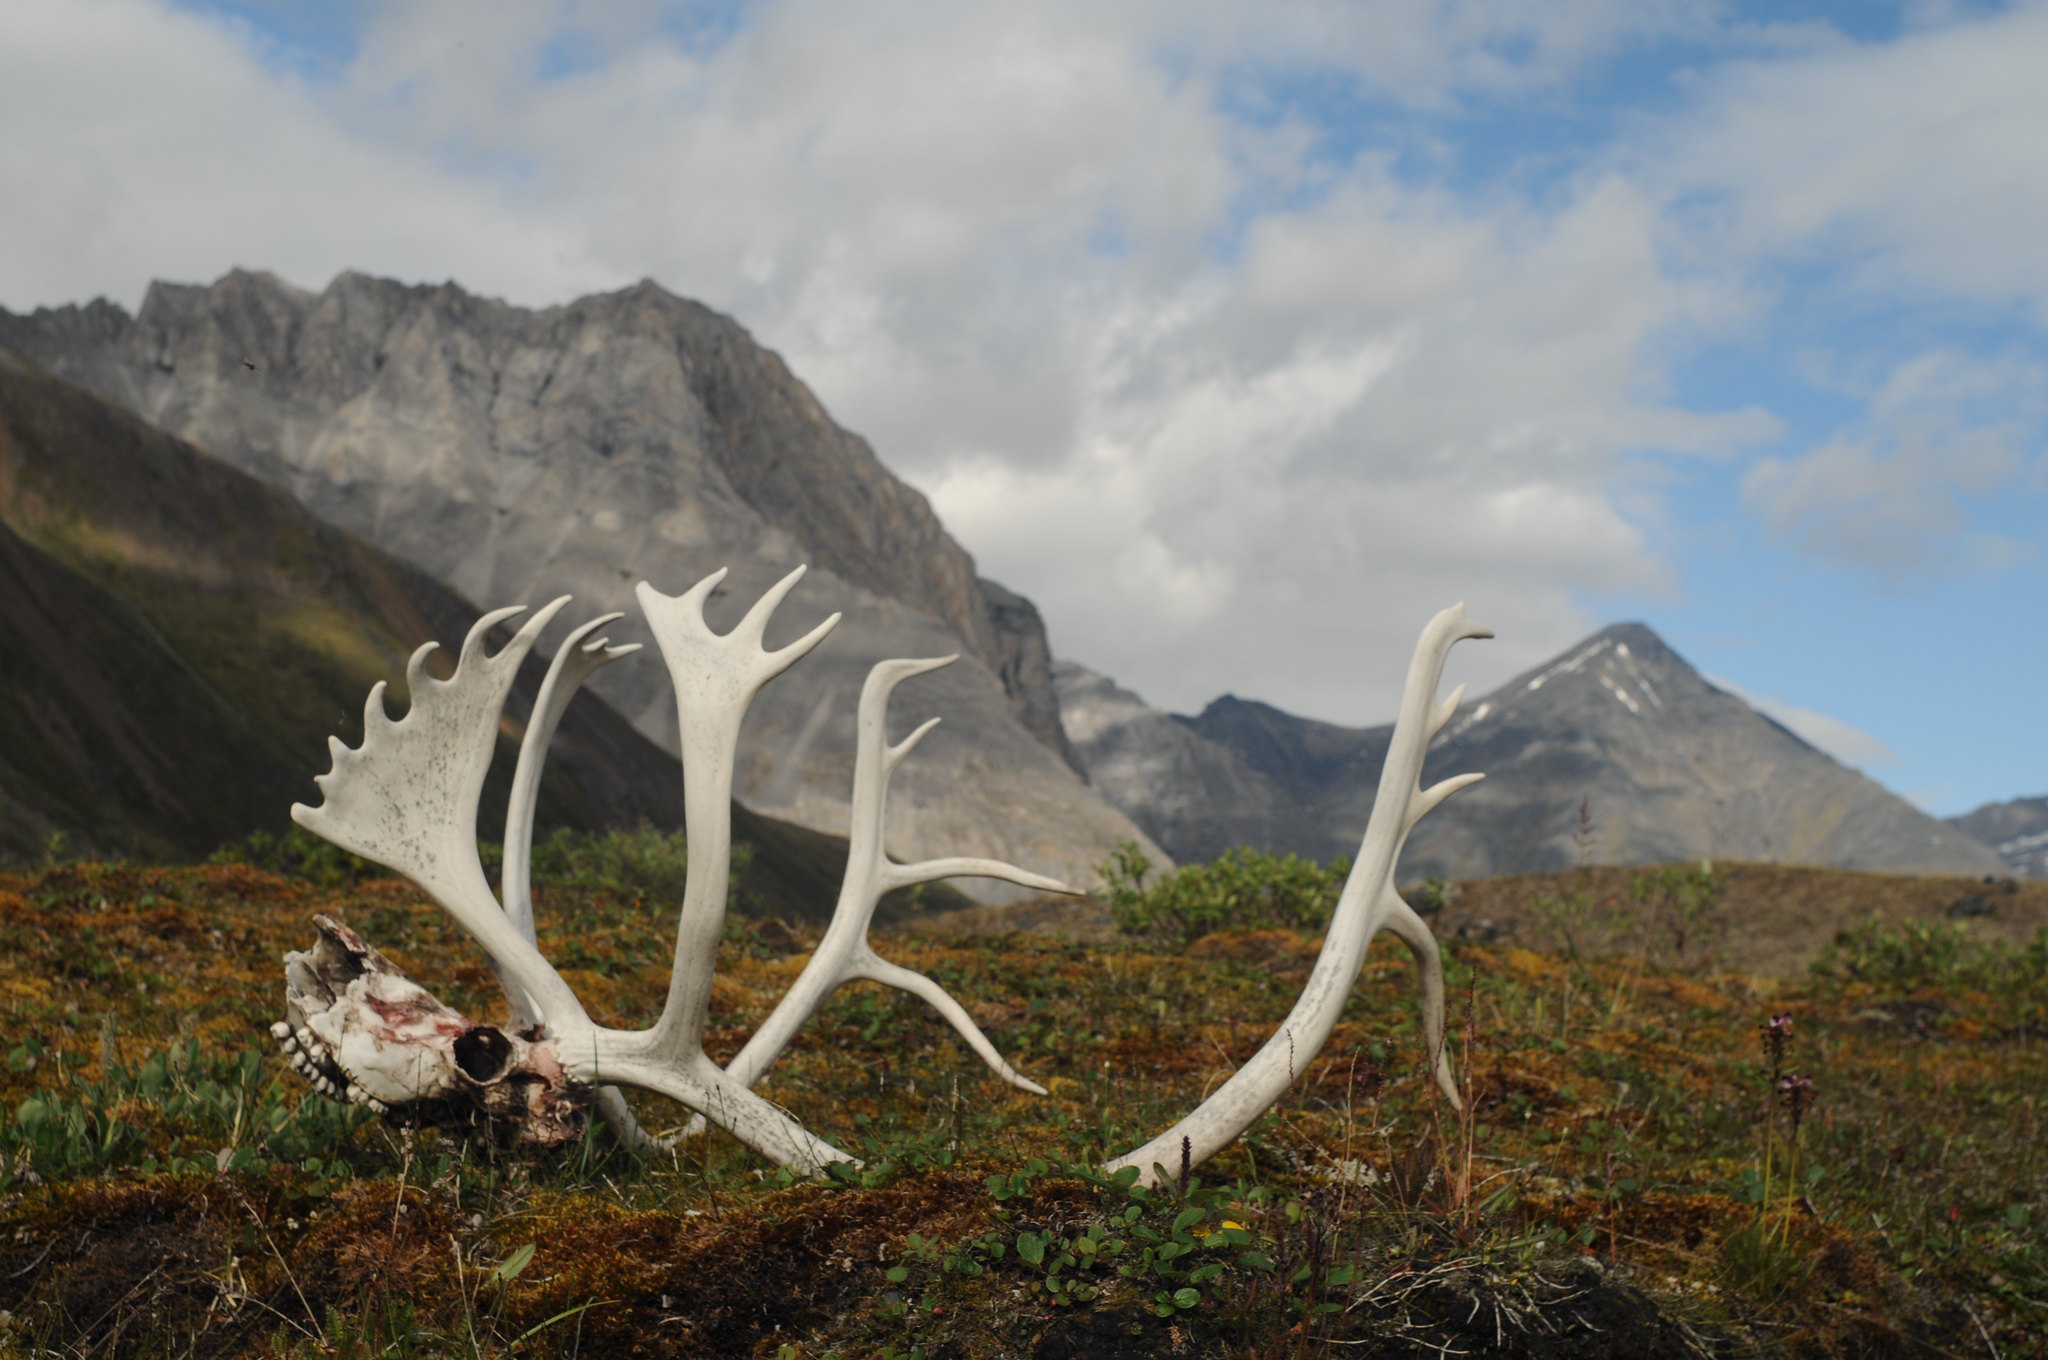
275,914,587,1145
281,565,1489,1183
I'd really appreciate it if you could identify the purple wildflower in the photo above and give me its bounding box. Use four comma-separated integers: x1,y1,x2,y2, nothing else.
1776,1073,1815,1135
1760,1013,1794,1080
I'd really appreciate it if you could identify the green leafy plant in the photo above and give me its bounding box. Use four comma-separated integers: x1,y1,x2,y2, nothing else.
1413,875,1459,916
526,825,711,901
4,856,2045,1355
3,1037,374,1186
886,1159,1283,1323
1098,841,1350,947
209,825,383,888
1813,915,2048,990
1631,860,1719,962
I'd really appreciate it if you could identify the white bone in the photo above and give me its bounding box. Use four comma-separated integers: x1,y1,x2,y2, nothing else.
291,571,856,1172
656,655,1073,1143
629,565,841,1057
718,654,1067,1092
497,612,638,1029
1106,603,1489,1186
282,564,1491,1183
290,599,590,1031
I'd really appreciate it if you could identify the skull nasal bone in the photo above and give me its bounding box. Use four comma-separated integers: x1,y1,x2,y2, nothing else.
453,1027,516,1083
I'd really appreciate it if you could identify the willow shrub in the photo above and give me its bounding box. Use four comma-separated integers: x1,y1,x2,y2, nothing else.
1099,841,1351,949
1813,913,2048,993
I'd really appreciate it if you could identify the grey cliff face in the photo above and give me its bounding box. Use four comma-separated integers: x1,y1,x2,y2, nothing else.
978,579,1080,773
1054,662,1307,867
1063,622,2009,881
1947,795,2048,878
2,270,1155,899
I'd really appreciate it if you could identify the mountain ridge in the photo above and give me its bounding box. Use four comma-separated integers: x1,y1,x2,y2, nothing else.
0,270,1160,900
1060,619,2009,880
1946,794,2048,878
0,268,1074,762
0,344,679,859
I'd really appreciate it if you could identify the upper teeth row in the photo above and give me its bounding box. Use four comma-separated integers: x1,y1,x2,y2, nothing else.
270,1018,389,1114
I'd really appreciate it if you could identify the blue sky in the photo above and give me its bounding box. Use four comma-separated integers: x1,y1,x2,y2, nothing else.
2,0,2043,816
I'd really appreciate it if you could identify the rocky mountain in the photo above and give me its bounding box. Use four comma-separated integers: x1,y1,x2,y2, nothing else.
0,348,973,920
1060,622,2009,881
1947,795,2048,878
1051,665,1305,867
0,270,1159,899
0,344,686,860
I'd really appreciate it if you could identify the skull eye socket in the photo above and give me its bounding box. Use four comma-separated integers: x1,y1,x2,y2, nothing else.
453,1027,516,1084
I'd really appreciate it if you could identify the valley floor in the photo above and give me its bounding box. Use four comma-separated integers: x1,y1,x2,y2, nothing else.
0,860,2042,1358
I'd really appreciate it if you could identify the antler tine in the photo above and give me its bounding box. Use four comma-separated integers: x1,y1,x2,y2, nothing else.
1107,602,1488,1186
741,566,843,672
1376,884,1460,1107
851,953,1048,1094
732,563,810,648
292,596,586,1033
1430,682,1469,737
881,857,1073,895
676,565,729,612
628,569,840,1059
1410,771,1485,831
498,612,638,1030
704,654,1067,1109
888,715,943,770
455,604,539,673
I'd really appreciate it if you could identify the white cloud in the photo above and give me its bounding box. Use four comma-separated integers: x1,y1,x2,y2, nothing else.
1662,3,2048,319
0,0,610,312
1741,350,2044,576
2,0,2035,739
1702,674,1900,771
922,169,1769,719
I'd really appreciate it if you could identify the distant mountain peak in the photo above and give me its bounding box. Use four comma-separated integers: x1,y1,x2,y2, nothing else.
1947,793,2048,878
1061,619,2006,880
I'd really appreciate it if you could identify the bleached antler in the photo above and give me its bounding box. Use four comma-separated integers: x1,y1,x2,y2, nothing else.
1107,603,1490,1186
667,656,1072,1140
289,575,853,1171
625,566,841,1058
280,562,1494,1184
291,598,589,1032
502,614,639,947
497,612,638,1029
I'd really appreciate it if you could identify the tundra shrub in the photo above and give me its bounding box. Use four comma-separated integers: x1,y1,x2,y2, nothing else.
1814,914,2048,992
1100,842,1349,948
526,825,708,900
